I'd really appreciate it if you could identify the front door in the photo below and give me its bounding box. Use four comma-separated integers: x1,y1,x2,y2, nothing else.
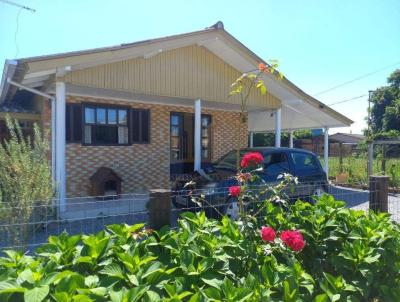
170,112,211,174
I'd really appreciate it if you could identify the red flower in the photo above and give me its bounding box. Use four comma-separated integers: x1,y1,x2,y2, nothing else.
258,62,267,72
229,186,241,197
261,226,276,242
240,152,264,168
280,230,305,252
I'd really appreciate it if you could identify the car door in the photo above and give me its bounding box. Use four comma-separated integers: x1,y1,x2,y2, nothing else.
288,151,325,197
262,151,291,183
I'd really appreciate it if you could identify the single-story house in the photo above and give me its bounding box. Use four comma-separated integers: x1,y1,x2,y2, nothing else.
0,21,352,214
329,133,365,156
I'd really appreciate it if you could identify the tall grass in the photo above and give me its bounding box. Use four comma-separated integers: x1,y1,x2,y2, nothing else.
320,156,400,188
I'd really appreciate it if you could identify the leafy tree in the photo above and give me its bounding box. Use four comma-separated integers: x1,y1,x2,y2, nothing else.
369,69,400,138
252,130,312,147
0,116,53,247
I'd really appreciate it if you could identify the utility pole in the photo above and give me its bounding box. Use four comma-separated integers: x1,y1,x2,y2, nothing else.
367,90,375,137
0,0,36,12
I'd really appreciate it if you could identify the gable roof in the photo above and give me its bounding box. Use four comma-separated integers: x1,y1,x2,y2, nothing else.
330,133,365,144
0,21,352,129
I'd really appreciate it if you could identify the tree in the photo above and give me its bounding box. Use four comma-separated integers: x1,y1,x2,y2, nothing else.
0,117,53,247
369,69,400,138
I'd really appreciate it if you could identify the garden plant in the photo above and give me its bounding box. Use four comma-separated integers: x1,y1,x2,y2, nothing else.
0,151,400,301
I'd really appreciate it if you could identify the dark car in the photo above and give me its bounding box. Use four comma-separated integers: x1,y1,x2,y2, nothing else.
172,147,328,218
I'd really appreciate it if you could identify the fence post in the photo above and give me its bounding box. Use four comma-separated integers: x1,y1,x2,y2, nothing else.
369,175,389,212
148,189,171,229
367,143,374,177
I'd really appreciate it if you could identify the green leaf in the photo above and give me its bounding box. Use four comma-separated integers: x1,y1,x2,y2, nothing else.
0,281,25,294
201,277,223,289
314,294,329,302
24,285,49,302
100,263,124,279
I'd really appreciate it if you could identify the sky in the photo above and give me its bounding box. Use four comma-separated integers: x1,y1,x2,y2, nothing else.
0,0,399,134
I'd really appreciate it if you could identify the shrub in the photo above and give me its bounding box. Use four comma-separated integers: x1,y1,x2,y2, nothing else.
0,117,53,247
0,198,399,301
0,151,399,301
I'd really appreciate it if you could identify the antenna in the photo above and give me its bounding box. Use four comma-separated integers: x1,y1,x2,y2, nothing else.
0,0,36,12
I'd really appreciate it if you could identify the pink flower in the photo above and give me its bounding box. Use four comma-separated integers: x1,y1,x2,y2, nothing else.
240,152,264,168
261,226,276,242
280,230,305,252
229,186,241,197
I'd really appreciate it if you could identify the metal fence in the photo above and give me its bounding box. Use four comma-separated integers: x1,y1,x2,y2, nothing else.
0,178,398,252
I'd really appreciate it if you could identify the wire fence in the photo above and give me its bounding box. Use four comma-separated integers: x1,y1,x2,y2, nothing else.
0,179,398,252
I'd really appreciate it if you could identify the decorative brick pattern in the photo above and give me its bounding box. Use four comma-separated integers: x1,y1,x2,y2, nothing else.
57,96,247,197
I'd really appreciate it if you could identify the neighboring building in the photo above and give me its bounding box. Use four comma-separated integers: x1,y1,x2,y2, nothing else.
0,22,352,215
329,133,365,156
294,132,365,156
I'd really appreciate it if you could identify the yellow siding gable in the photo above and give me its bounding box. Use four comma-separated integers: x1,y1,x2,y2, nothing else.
64,45,280,109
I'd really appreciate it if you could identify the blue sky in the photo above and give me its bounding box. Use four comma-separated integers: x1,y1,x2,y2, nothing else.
1,0,399,134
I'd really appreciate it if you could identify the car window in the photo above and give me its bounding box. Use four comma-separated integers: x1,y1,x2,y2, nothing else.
264,152,290,175
213,150,247,170
290,152,319,170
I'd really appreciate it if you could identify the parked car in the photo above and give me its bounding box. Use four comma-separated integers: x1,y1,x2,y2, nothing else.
172,147,329,218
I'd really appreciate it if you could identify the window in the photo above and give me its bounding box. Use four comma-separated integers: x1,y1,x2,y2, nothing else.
290,152,319,170
84,106,129,145
201,115,211,160
264,152,290,176
66,104,150,146
213,150,248,170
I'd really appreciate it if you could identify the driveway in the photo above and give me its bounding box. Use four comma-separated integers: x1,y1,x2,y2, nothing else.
329,185,400,221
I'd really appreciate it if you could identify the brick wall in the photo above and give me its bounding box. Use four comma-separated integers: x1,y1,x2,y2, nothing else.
62,96,247,197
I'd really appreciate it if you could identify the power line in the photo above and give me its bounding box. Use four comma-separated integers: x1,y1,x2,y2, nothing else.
314,61,400,96
14,7,22,58
0,0,36,12
327,94,368,106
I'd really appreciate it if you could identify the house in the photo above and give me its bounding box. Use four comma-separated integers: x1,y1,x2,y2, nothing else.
329,133,365,156
0,22,352,215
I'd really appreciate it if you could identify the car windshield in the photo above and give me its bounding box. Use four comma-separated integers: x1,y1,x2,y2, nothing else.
213,150,248,170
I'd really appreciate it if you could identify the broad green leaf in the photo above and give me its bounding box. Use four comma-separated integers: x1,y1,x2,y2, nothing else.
24,285,49,302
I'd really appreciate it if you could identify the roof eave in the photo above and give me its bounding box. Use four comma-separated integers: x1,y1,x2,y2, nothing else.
0,60,18,104
217,29,353,127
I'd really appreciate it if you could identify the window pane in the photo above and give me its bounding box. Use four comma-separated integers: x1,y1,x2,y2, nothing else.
118,126,128,144
202,138,209,148
171,125,180,136
201,128,208,137
171,137,179,148
95,125,117,144
84,125,92,143
171,115,180,126
97,108,106,124
291,153,319,170
265,153,290,175
85,108,95,124
202,149,209,159
108,109,117,124
119,110,127,125
201,116,209,127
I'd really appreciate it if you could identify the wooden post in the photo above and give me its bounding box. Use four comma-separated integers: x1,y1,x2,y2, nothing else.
367,143,374,178
148,189,171,229
369,175,389,212
339,142,343,173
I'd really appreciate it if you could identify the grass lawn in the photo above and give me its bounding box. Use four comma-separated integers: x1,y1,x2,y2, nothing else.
319,156,400,188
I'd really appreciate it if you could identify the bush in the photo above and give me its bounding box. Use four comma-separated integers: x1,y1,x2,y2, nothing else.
0,196,399,302
0,117,53,247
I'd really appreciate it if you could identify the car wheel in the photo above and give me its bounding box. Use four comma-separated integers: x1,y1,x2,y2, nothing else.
226,198,239,220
